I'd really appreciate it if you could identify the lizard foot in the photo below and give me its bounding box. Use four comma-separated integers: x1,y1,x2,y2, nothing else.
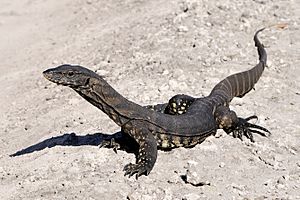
122,126,157,178
99,138,120,153
226,115,271,142
123,161,151,179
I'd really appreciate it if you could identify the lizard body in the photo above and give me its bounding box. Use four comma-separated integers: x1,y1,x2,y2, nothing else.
43,28,270,178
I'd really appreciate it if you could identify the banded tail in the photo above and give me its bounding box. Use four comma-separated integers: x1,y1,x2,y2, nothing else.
209,28,267,103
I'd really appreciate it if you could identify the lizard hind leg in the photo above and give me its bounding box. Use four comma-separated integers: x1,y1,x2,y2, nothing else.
144,94,195,115
215,106,270,142
165,94,195,115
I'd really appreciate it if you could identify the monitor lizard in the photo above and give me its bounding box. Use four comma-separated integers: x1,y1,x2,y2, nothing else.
43,28,270,178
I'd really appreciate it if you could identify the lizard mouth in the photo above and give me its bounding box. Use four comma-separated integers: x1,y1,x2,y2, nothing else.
43,71,69,86
43,72,60,84
42,70,52,80
43,69,57,82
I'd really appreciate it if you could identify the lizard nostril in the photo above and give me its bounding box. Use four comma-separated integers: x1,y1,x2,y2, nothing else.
67,71,74,77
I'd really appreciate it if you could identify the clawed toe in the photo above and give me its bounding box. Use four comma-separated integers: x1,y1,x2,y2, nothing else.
123,163,137,177
244,115,258,121
245,122,271,137
99,138,120,153
123,163,149,179
228,116,270,142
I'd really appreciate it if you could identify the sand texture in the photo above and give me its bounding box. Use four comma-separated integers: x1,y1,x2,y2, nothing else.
0,0,299,199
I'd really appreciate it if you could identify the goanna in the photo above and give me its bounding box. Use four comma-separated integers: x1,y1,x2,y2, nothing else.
43,28,270,178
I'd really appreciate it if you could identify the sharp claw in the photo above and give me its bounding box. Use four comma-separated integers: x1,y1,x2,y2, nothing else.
128,171,135,178
124,169,133,177
248,129,269,137
229,116,270,142
245,123,271,135
245,115,258,121
123,163,140,178
113,148,118,154
136,170,144,179
99,138,120,154
232,130,238,138
99,140,110,148
238,129,243,140
123,162,149,178
123,163,131,173
245,129,254,142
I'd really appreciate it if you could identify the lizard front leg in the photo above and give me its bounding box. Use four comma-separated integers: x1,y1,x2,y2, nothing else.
214,106,270,142
99,102,167,152
122,123,157,178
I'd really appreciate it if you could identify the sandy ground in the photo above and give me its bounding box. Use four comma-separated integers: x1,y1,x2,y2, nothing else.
0,0,299,199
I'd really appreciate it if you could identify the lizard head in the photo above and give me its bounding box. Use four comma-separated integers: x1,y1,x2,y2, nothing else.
43,64,98,88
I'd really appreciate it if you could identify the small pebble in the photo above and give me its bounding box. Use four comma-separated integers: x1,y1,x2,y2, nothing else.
96,69,109,76
158,84,169,92
184,161,210,186
277,176,286,185
177,26,189,32
182,193,201,200
0,167,5,173
219,162,225,168
162,69,169,75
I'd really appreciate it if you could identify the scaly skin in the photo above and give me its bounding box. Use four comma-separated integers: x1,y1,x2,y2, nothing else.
43,28,270,178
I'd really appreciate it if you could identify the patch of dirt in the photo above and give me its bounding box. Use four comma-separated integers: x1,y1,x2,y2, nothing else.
0,0,299,199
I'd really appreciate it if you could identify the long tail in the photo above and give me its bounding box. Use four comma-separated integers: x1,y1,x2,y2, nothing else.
209,28,267,103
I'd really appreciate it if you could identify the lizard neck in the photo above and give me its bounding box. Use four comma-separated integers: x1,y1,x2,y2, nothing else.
73,76,145,126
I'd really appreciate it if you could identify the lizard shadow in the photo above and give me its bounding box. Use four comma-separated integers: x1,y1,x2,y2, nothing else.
10,131,140,157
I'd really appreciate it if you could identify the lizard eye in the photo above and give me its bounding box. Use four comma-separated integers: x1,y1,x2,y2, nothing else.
67,71,75,77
